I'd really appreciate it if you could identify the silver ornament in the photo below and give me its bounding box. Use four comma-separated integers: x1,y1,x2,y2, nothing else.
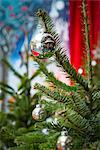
46,117,53,123
57,130,72,150
32,104,46,121
41,33,55,53
42,128,49,135
30,32,56,58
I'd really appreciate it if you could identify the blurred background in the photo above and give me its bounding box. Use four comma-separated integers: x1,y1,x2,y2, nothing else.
0,0,69,110
0,0,100,111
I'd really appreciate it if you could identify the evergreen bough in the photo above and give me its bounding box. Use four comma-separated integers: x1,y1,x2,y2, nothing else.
32,0,100,149
0,0,100,149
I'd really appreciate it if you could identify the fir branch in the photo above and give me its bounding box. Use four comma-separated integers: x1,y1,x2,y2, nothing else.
15,132,47,145
55,49,88,91
33,56,77,92
2,59,23,79
0,82,15,92
36,9,89,91
34,83,72,104
82,0,92,88
0,82,16,98
0,127,16,147
0,86,16,97
29,69,41,81
71,92,91,118
35,84,91,120
66,117,85,135
92,91,100,103
92,91,100,112
65,107,93,134
18,69,41,91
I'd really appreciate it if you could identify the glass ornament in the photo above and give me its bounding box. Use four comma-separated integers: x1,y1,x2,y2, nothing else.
78,68,83,74
57,130,72,150
46,117,53,123
91,60,96,66
32,104,46,121
42,128,49,135
30,32,56,59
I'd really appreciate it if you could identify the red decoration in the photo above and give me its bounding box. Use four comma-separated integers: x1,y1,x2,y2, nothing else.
21,6,28,12
57,144,63,150
8,5,13,11
10,13,16,18
31,50,40,57
69,0,100,71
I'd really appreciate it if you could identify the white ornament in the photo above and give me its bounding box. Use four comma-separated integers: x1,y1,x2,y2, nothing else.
78,68,83,74
46,117,53,123
42,128,49,135
56,0,65,10
12,121,16,126
91,60,96,66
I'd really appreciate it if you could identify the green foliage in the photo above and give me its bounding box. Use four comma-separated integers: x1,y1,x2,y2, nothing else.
0,112,8,128
34,83,72,104
2,59,23,79
31,1,100,149
0,53,63,150
33,57,77,92
36,9,89,91
0,0,100,149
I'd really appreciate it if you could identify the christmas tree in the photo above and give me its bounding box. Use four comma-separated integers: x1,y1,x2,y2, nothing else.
0,45,59,149
0,0,100,149
30,0,100,149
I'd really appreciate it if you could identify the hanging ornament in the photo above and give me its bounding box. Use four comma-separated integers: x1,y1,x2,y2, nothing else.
41,33,55,52
57,130,72,150
12,121,16,126
91,60,97,66
42,128,49,135
30,32,56,59
46,117,53,123
32,104,46,121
